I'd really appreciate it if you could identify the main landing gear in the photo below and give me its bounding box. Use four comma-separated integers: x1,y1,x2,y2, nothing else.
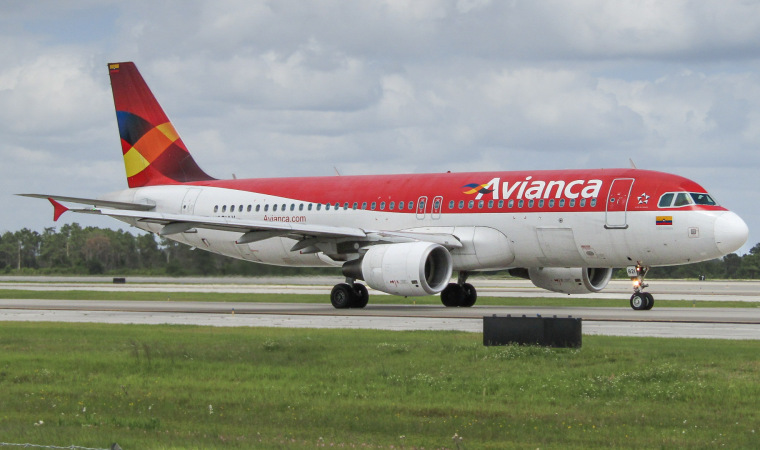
628,264,654,311
441,271,477,307
330,279,369,309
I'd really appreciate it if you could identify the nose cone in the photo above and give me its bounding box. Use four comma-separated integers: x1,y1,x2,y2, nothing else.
715,211,749,255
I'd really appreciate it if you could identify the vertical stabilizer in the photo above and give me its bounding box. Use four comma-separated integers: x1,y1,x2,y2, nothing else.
108,62,214,187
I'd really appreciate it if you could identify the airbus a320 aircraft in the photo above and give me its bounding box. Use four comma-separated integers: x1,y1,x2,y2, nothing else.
22,62,749,310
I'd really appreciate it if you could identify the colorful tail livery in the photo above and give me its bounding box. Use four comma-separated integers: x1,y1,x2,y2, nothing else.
19,62,749,312
108,62,214,187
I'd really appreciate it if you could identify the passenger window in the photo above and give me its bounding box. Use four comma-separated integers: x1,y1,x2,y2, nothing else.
308,204,313,211
674,193,692,207
352,202,358,210
264,205,269,212
299,204,304,211
518,200,524,208
569,199,576,207
239,205,243,212
361,202,367,210
371,202,376,210
408,201,414,210
214,205,219,213
508,200,514,208
458,200,464,209
488,200,494,208
222,205,227,212
273,204,278,212
282,204,287,211
290,204,295,211
477,200,483,209
316,204,321,211
230,205,235,211
247,205,252,212
326,204,331,211
343,202,349,210
380,202,386,210
559,199,565,207
399,202,405,211
256,205,261,212
580,199,586,207
334,203,340,210
538,200,544,208
548,199,554,208
468,200,474,209
529,200,535,208
498,200,504,208
449,200,454,209
590,199,597,207
389,201,395,210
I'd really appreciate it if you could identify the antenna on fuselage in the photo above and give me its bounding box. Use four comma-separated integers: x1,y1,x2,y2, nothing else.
629,158,638,169
334,166,342,176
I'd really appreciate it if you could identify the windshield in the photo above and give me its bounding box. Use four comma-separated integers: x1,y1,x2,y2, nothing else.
658,192,719,208
690,193,717,206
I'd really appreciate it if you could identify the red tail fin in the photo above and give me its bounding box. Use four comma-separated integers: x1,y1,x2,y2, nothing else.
108,62,214,188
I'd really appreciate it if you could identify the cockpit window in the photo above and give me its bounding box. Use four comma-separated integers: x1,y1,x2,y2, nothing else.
658,193,674,208
659,192,718,208
673,193,692,207
690,193,717,206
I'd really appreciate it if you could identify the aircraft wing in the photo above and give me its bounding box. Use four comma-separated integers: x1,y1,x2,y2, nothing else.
47,203,463,250
17,194,155,211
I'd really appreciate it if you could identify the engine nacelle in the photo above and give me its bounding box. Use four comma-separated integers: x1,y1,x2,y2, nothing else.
524,267,613,294
342,242,453,296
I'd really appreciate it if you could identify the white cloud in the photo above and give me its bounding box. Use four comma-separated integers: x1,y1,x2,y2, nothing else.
0,0,758,252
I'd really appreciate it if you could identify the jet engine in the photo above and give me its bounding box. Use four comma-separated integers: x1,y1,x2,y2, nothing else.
342,242,453,296
510,267,613,294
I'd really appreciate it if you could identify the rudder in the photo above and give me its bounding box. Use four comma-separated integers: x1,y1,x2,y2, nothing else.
108,62,214,187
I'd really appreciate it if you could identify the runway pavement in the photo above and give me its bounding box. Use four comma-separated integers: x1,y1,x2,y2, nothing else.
1,298,759,340
1,277,758,339
1,277,759,301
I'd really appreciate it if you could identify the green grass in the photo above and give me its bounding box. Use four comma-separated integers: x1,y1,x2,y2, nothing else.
0,322,758,449
0,288,756,308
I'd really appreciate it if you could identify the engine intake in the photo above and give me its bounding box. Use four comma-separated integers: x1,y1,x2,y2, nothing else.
512,267,613,294
343,242,453,296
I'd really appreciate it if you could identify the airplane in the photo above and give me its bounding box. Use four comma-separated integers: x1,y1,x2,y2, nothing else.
20,62,749,311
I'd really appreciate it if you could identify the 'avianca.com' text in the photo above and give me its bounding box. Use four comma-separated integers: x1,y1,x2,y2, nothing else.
263,215,307,223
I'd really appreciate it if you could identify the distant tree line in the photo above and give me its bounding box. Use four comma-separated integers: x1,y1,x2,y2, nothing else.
1,223,758,279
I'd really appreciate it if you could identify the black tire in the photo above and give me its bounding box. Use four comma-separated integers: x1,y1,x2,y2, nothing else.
331,283,355,309
643,292,654,310
441,283,465,307
351,283,369,308
630,292,647,310
460,283,477,307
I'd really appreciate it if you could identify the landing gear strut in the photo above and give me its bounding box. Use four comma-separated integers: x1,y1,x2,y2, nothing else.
330,279,369,309
628,264,654,311
441,271,477,307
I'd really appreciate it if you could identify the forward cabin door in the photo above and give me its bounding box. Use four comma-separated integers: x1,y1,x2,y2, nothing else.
605,178,635,229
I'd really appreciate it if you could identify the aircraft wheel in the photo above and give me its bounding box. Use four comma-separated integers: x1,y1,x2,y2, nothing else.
441,283,464,307
630,292,647,311
643,292,654,310
351,283,369,308
331,283,355,309
460,283,477,307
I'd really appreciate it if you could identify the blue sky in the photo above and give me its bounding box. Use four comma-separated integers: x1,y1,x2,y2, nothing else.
1,0,757,254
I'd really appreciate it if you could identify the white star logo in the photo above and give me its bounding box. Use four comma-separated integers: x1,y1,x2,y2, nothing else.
638,193,650,205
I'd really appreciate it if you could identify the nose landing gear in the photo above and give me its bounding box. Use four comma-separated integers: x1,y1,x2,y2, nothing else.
628,265,654,310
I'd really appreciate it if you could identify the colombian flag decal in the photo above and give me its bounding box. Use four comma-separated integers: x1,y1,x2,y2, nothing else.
656,216,673,226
